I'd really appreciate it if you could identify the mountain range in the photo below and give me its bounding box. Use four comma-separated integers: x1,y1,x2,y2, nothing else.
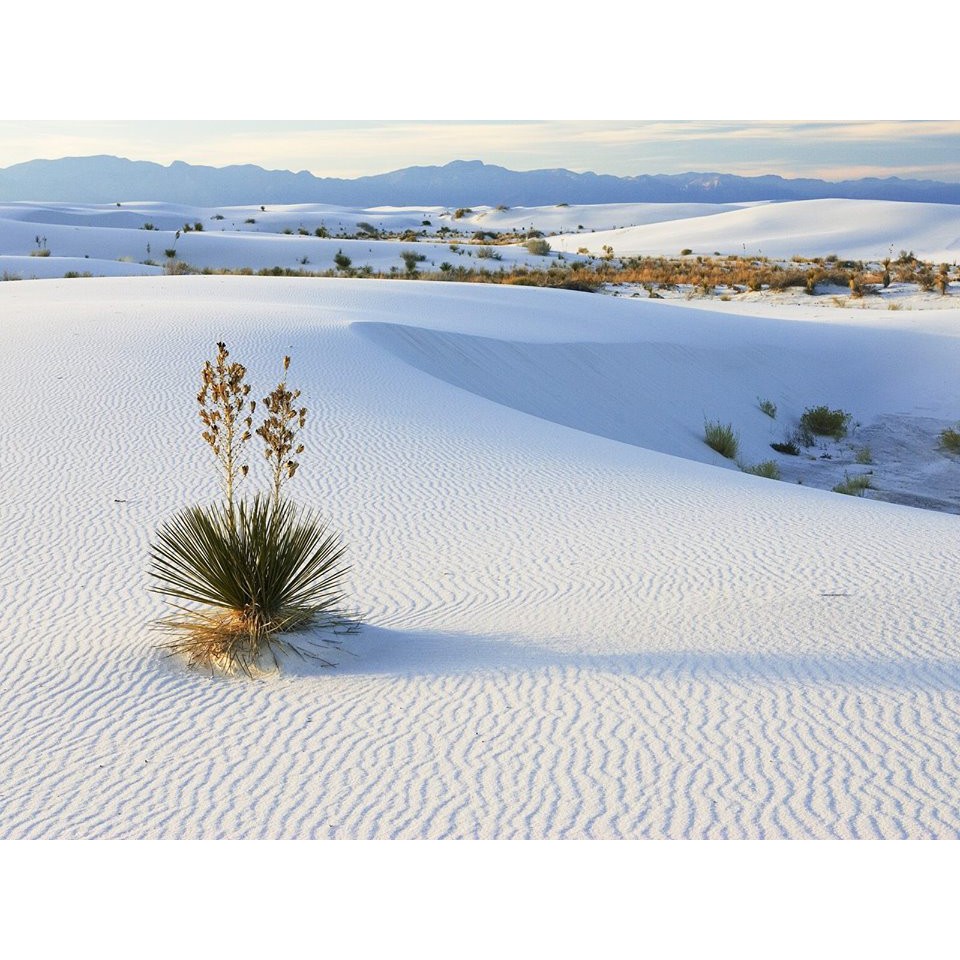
2,156,960,207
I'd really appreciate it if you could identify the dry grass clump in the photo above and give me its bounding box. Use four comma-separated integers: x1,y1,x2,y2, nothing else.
740,460,781,480
149,343,355,674
832,473,872,496
758,397,777,418
704,419,739,459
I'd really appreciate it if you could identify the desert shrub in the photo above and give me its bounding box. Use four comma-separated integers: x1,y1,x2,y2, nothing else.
799,405,852,441
452,208,473,219
476,245,500,260
29,248,51,257
333,249,352,271
245,218,256,224
356,222,379,237
680,248,693,256
770,440,800,456
766,270,806,291
149,344,355,673
63,271,92,279
938,426,960,453
832,473,872,496
525,238,551,256
142,223,156,230
854,446,873,464
758,397,777,418
740,460,781,480
164,260,194,275
704,419,739,459
315,226,328,238
400,249,427,273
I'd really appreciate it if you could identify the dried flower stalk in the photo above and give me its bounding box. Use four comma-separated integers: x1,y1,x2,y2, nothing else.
198,341,254,518
256,355,306,509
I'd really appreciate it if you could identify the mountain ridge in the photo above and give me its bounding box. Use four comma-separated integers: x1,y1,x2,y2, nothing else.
2,155,960,206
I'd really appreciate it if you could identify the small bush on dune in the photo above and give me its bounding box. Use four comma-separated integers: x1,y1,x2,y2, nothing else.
770,440,800,456
704,419,739,459
832,473,872,496
524,238,551,256
939,426,960,453
757,397,777,418
799,405,852,441
740,460,781,480
149,343,355,674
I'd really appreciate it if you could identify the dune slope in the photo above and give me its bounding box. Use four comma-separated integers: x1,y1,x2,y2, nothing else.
0,277,958,838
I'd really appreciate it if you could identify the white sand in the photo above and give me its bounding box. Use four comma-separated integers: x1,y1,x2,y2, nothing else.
548,198,960,261
1,275,958,838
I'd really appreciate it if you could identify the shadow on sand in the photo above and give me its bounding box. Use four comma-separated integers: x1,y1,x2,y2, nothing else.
281,623,960,691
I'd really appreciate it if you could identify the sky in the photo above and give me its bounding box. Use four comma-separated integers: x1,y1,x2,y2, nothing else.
2,120,960,183
1,1,955,185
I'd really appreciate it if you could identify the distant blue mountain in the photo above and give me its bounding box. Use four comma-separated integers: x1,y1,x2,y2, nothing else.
2,155,960,206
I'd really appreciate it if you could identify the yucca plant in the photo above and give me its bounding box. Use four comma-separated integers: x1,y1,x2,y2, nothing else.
149,343,356,673
150,496,352,673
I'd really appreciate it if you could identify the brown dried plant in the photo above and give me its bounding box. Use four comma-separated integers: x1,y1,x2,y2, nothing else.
198,341,255,518
257,355,307,509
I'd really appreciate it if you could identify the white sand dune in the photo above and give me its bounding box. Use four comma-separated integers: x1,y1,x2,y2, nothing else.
1,275,958,838
2,198,958,277
548,198,960,262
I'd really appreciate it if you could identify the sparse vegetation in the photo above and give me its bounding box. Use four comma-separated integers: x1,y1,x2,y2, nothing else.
832,473,872,496
333,249,352,272
799,405,852,441
524,238,551,256
758,397,777,419
770,440,800,456
854,446,873,464
400,249,427,273
938,426,960,453
704,420,739,459
739,460,781,480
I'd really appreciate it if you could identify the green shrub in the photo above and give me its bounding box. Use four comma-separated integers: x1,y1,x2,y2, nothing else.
525,238,551,256
799,405,852,441
680,248,693,256
704,420,739,459
854,446,873,464
476,245,501,260
740,460,781,479
832,473,872,496
939,426,960,453
164,248,177,258
150,496,351,673
333,249,352,271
